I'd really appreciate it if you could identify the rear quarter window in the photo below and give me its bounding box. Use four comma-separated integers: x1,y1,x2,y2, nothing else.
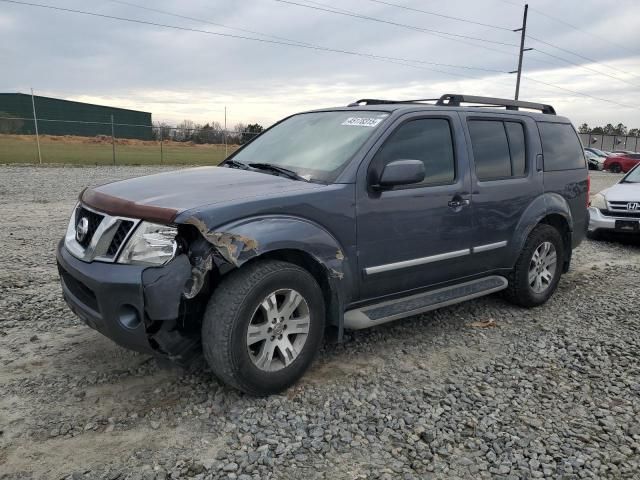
538,122,585,171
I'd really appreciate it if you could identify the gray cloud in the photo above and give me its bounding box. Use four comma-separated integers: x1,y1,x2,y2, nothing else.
1,0,639,127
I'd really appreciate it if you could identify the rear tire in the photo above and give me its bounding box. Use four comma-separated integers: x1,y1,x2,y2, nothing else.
504,225,564,308
202,260,325,396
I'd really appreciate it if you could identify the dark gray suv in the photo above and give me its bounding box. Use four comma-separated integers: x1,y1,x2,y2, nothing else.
56,94,589,395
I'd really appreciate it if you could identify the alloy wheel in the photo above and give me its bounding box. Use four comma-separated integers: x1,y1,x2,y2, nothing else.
528,241,557,294
246,289,310,372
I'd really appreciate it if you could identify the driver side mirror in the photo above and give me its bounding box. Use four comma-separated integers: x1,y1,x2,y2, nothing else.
376,159,425,189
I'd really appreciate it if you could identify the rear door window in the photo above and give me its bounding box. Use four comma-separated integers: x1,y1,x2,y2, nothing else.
538,122,585,171
468,120,527,180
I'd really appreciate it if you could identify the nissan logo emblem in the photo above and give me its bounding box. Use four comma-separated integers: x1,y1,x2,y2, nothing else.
76,217,89,242
627,202,640,211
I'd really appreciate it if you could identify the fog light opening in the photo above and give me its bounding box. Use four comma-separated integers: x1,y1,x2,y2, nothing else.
118,305,141,330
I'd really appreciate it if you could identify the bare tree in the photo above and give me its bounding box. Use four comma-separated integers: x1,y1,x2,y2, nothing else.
175,119,196,142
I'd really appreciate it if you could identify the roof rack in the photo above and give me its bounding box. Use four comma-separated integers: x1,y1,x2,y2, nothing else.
347,94,556,115
436,94,556,115
347,98,438,107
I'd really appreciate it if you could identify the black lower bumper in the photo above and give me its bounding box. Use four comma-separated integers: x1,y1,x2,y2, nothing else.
56,240,198,359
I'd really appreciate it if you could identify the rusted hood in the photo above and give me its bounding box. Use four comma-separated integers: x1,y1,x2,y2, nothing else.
81,166,323,223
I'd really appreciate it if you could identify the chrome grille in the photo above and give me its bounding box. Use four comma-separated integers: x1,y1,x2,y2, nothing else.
607,200,640,216
65,204,139,262
106,220,134,256
74,206,104,248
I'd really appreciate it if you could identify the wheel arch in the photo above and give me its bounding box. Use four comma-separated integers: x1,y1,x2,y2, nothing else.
510,193,573,271
183,214,352,339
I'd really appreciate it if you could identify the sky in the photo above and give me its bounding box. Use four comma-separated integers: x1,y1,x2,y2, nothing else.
1,0,640,129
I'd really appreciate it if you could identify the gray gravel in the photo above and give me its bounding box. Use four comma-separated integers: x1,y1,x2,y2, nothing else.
1,165,639,479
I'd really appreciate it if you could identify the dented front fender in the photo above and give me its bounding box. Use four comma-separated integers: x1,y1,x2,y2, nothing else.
183,214,353,331
186,215,350,280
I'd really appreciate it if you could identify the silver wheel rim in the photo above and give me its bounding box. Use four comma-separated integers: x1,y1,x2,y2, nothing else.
528,241,557,294
246,289,310,372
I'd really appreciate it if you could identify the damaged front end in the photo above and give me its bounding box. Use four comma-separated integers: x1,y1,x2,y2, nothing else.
56,199,228,363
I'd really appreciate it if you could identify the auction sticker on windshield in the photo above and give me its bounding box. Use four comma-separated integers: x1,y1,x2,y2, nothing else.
342,117,385,127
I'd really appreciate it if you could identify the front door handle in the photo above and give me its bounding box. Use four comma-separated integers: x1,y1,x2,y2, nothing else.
448,198,470,209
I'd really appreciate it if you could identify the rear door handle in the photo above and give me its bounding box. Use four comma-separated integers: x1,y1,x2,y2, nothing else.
448,198,470,209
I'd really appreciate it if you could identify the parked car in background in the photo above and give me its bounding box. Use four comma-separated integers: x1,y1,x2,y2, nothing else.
585,149,604,170
56,94,588,395
585,147,610,158
612,150,636,155
589,164,640,239
604,153,640,173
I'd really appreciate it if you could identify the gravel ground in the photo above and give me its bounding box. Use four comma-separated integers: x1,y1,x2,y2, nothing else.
1,166,639,480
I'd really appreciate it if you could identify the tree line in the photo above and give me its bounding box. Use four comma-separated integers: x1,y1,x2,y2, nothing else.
578,122,640,136
152,121,264,145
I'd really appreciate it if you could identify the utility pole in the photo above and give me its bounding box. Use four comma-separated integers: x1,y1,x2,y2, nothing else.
30,88,42,164
111,114,116,166
511,4,532,100
224,106,228,158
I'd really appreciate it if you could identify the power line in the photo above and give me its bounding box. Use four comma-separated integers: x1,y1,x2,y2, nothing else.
531,48,640,89
0,0,509,77
527,35,640,80
362,0,513,31
523,76,640,112
107,0,313,47
277,0,525,61
7,0,636,113
526,4,640,57
108,0,507,74
495,0,640,79
272,0,520,47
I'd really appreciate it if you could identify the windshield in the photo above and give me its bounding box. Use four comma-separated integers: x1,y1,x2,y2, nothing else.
589,148,606,157
228,111,390,182
623,165,640,182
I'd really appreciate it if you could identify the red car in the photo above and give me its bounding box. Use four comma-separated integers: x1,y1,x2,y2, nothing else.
604,153,640,173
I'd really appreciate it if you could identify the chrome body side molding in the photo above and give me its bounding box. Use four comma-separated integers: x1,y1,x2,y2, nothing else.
472,241,508,253
365,248,471,275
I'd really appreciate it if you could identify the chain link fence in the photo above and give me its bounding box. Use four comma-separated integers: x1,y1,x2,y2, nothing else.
579,133,640,153
0,116,262,165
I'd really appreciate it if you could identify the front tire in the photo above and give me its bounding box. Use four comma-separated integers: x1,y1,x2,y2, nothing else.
202,260,325,396
504,225,564,308
610,163,622,173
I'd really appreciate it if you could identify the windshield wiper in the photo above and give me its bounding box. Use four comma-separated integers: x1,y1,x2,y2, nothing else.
248,163,310,182
223,159,249,170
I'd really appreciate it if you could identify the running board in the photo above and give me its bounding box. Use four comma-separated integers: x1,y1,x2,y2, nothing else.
344,276,508,330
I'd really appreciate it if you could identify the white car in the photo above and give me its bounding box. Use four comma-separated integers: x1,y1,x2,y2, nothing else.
589,164,640,238
584,149,604,171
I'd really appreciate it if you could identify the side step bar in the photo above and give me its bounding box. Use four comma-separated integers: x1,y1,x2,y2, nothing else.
344,276,508,330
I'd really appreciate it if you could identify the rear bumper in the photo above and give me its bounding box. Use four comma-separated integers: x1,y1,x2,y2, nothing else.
588,207,640,234
56,240,198,359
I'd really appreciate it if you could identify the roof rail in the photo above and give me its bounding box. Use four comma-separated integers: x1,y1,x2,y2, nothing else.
436,94,556,115
347,98,438,107
347,94,556,115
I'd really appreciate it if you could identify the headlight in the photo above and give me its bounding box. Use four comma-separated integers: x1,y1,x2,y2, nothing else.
590,193,607,210
118,221,178,266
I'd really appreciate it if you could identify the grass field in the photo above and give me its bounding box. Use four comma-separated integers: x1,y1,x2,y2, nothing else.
0,134,240,165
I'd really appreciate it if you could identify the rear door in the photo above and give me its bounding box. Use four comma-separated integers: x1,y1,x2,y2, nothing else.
459,113,543,272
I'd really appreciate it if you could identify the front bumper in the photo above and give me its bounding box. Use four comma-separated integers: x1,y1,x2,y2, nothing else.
56,240,198,359
588,207,640,234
